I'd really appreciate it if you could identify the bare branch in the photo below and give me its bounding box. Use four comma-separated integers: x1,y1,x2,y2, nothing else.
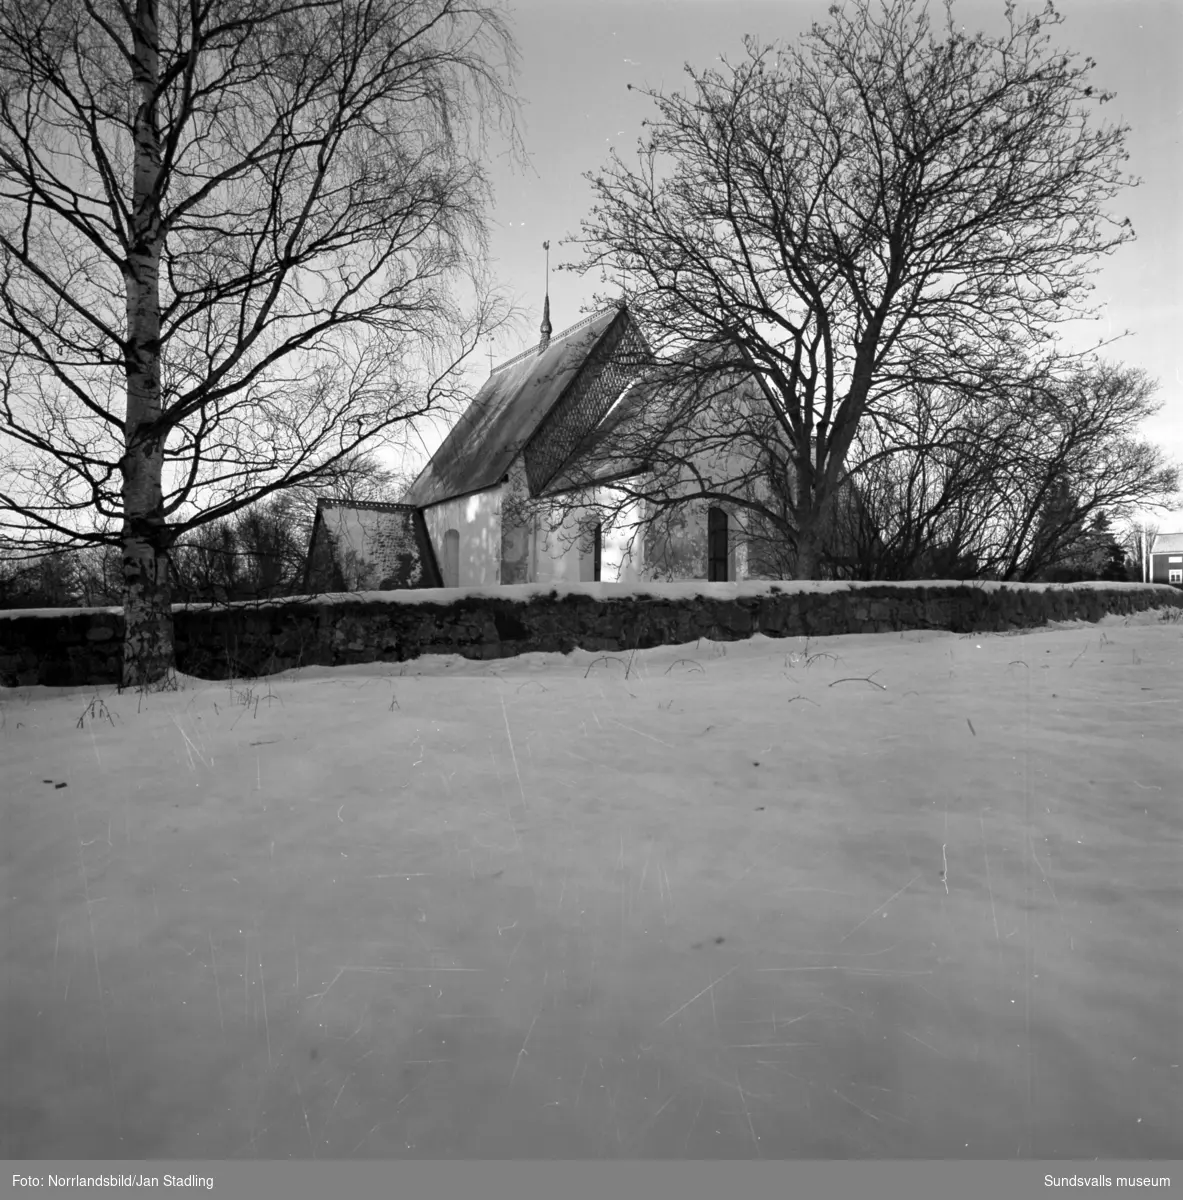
562,0,1140,578
0,0,521,682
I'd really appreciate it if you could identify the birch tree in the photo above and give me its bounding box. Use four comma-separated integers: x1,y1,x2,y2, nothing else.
0,0,518,684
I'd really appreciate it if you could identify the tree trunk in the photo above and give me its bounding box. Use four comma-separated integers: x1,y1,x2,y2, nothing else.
792,486,833,578
121,0,173,688
122,406,172,684
790,447,835,581
792,527,823,580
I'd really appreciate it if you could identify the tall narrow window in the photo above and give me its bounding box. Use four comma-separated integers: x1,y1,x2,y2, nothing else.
707,507,728,582
443,528,460,588
580,520,603,582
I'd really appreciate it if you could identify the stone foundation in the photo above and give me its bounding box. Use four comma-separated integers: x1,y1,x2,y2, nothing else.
1,580,1180,688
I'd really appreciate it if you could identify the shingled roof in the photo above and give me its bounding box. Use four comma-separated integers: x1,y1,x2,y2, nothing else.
543,382,650,494
1151,532,1183,555
542,341,763,495
400,305,645,508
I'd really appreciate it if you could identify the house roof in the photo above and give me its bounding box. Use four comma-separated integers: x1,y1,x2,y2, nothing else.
400,307,633,509
1150,532,1183,554
542,382,650,494
315,499,416,513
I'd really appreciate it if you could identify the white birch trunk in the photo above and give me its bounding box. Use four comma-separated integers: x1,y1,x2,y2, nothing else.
121,0,173,687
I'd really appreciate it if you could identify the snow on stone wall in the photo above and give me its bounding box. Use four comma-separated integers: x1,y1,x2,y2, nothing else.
2,581,1180,687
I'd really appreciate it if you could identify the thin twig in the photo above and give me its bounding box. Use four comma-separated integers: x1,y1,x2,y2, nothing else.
584,656,626,678
828,672,886,691
664,659,704,675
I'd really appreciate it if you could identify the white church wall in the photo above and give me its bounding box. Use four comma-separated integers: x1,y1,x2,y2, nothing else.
500,457,533,585
530,506,582,585
637,499,746,584
599,491,645,583
640,502,707,582
421,488,502,587
539,487,643,580
635,422,778,582
525,487,646,586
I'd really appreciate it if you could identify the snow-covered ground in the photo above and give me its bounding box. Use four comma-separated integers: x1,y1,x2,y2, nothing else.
2,610,1180,1159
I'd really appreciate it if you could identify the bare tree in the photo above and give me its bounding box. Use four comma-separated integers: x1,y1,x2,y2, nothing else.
536,341,872,579
1120,518,1160,583
0,545,77,606
835,362,1177,579
567,0,1136,578
0,445,408,606
983,366,1176,579
195,446,415,597
825,382,998,579
167,496,303,601
280,447,414,533
171,517,243,602
0,0,519,684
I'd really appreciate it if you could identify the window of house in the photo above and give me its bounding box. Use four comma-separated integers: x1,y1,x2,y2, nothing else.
708,507,728,582
443,528,460,588
580,521,602,583
1170,569,1182,585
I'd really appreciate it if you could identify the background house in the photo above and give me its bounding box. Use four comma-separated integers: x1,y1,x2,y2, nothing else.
304,302,872,590
1148,532,1183,585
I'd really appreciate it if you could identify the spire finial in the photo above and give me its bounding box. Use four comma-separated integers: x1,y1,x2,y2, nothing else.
539,241,552,352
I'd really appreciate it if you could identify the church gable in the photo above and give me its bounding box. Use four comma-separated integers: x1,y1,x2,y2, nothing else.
522,307,649,496
400,306,644,510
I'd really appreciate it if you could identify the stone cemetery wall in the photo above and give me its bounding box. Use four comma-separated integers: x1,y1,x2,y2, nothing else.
1,580,1180,688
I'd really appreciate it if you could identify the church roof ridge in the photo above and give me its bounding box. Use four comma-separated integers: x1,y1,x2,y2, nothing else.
490,308,618,377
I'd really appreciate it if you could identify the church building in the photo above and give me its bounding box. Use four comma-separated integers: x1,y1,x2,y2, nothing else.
304,297,859,593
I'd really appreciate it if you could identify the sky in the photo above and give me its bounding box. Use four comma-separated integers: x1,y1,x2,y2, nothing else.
407,0,1182,530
